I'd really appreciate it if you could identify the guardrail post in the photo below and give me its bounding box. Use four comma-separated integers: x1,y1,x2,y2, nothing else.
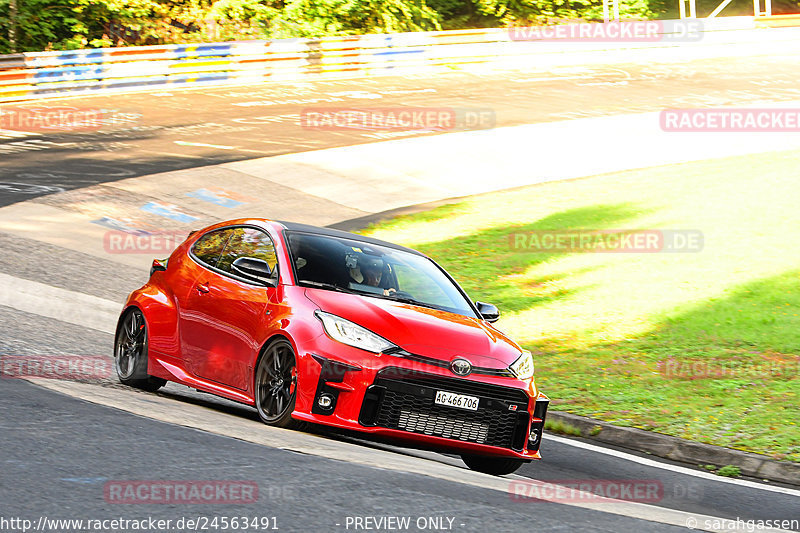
678,0,697,18
8,0,17,52
604,0,620,21
752,0,771,15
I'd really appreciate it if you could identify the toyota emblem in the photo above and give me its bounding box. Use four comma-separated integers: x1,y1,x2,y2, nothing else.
450,358,472,376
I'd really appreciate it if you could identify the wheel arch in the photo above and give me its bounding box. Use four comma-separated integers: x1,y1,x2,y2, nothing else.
253,333,295,382
122,284,180,358
116,303,144,333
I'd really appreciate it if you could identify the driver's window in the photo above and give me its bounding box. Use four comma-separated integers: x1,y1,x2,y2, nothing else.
217,228,278,279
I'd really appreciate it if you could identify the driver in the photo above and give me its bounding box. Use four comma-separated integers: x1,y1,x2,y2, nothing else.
349,255,396,295
360,257,384,287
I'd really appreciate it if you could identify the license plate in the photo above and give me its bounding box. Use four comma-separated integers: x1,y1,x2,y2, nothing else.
434,390,479,411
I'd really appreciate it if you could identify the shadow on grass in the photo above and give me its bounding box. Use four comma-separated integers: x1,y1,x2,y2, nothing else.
618,269,800,358
532,269,800,459
415,203,647,312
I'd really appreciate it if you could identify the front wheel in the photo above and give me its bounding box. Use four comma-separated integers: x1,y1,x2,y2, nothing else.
114,308,166,392
254,339,302,429
461,454,526,476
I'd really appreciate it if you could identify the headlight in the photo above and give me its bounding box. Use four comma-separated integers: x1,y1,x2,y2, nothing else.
315,311,395,353
509,350,534,380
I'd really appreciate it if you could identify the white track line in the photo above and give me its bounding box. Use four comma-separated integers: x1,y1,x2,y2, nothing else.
0,273,119,334
546,434,800,497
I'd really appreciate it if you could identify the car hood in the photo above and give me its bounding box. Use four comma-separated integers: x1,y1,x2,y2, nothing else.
304,288,522,369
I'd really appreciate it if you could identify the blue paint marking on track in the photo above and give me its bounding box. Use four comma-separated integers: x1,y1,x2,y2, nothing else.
140,202,200,223
186,189,244,208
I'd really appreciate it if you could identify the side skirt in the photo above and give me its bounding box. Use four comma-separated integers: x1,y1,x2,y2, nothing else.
153,357,255,406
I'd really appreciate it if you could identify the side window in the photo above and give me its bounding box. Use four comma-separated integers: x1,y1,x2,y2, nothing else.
217,227,278,280
191,229,232,268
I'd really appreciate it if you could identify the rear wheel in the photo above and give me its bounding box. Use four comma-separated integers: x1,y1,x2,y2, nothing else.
255,339,302,429
461,454,526,476
114,308,166,392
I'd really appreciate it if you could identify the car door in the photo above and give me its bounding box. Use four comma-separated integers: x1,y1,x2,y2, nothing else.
180,226,280,391
152,227,232,360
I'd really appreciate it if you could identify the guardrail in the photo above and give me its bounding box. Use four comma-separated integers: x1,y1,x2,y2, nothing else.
755,13,800,27
0,17,797,102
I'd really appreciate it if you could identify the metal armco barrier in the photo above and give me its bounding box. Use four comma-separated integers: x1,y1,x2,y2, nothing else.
755,13,800,27
0,18,796,102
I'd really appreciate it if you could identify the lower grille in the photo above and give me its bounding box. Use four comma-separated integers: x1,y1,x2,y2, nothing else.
360,368,530,451
398,410,489,443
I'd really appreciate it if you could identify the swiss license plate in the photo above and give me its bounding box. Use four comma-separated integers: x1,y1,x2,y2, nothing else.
434,390,479,411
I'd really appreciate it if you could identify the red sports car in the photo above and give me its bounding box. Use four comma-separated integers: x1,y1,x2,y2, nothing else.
114,219,549,475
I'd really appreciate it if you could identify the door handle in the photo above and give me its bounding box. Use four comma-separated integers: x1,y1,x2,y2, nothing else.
196,282,210,294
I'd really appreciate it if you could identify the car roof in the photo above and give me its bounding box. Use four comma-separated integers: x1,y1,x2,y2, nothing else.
275,220,425,256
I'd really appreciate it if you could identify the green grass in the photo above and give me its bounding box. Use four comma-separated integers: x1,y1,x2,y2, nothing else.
716,465,742,478
544,419,583,437
362,149,800,462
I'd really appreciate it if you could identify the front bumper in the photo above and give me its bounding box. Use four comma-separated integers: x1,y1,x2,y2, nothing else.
291,337,549,459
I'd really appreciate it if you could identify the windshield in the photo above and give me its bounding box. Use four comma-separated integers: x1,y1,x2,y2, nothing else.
286,232,478,318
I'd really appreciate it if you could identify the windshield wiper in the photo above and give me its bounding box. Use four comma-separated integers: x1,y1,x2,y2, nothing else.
300,280,351,293
383,295,447,312
302,281,451,313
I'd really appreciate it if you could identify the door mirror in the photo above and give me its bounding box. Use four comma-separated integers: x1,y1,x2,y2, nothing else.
475,301,500,322
232,257,274,284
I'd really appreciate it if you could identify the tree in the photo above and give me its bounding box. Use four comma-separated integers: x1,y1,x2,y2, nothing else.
267,0,441,37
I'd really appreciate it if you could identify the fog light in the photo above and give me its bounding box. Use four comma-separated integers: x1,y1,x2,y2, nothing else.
317,393,335,409
529,430,539,445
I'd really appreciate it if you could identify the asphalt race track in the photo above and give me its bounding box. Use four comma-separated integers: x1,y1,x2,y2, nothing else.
2,50,800,532
3,53,800,207
2,312,800,531
0,378,709,533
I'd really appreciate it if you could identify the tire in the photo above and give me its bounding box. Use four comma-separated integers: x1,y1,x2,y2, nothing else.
461,454,526,476
254,339,303,429
114,308,166,392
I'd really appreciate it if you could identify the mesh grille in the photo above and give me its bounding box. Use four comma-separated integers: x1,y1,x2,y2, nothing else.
364,369,531,450
398,410,490,444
